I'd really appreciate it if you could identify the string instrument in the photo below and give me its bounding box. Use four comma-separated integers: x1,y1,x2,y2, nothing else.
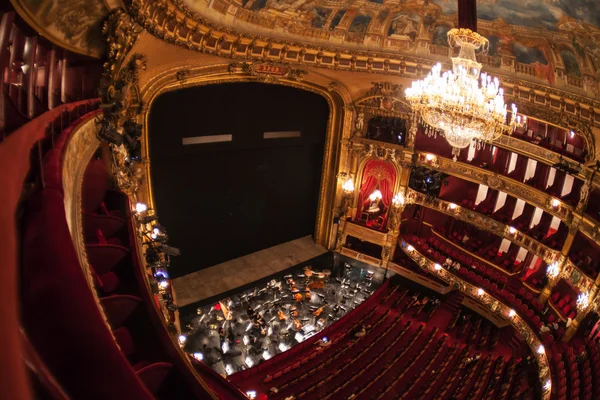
278,310,287,321
293,319,302,330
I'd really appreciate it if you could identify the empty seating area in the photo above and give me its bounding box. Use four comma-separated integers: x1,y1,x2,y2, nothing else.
232,279,535,399
402,232,565,343
17,108,244,399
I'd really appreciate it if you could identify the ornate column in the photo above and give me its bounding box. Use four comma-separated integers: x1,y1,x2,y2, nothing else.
539,258,564,304
562,294,593,342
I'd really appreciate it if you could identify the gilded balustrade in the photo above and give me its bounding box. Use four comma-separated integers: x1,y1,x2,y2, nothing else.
414,152,574,222
398,240,552,399
405,188,561,265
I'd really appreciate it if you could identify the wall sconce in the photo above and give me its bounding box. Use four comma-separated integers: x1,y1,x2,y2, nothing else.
135,202,148,213
576,292,589,312
392,193,405,207
342,178,355,194
546,262,559,279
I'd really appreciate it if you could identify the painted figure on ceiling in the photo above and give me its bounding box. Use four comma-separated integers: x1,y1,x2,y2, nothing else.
389,14,419,41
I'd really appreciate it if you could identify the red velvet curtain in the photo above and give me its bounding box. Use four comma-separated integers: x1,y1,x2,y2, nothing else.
357,160,397,216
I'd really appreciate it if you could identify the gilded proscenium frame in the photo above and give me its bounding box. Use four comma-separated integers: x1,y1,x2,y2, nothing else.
126,0,600,153
137,64,352,248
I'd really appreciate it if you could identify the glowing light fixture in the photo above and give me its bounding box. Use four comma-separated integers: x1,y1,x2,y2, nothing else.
158,280,169,290
392,193,405,207
406,28,525,157
449,203,457,210
551,198,560,208
577,292,589,311
342,178,355,193
135,202,148,213
508,309,516,318
246,391,257,399
178,335,187,345
537,344,545,354
369,190,383,202
192,353,203,361
407,245,415,252
477,288,484,296
434,263,442,271
425,153,435,161
546,262,559,279
509,226,516,234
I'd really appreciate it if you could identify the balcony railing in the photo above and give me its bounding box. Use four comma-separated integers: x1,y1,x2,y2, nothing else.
397,239,552,399
405,188,561,264
414,152,573,223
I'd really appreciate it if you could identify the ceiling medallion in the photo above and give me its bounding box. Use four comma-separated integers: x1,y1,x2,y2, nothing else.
405,28,526,159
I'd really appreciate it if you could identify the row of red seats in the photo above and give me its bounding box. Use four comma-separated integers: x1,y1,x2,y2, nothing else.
551,291,579,320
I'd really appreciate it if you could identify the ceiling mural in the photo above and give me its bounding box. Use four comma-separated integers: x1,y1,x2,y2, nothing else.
11,0,108,57
174,0,600,93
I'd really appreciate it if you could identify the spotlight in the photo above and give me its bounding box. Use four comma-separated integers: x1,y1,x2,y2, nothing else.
159,245,181,257
145,247,160,264
158,280,169,290
139,214,159,224
98,119,124,145
123,133,142,163
123,120,143,138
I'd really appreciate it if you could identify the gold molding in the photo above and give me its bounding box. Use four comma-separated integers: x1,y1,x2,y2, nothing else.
9,0,104,58
138,63,352,248
125,0,600,138
405,188,561,265
397,239,552,398
413,152,574,223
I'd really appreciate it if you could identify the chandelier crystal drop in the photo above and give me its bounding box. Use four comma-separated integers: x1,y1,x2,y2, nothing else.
405,28,525,155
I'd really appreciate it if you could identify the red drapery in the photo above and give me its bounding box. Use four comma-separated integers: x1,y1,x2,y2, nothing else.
357,160,397,218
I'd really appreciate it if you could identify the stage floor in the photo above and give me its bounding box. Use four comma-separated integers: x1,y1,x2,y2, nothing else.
172,236,327,307
180,256,386,377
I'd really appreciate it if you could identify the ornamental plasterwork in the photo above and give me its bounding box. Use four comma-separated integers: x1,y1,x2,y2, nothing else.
405,188,561,265
415,152,573,222
125,0,600,134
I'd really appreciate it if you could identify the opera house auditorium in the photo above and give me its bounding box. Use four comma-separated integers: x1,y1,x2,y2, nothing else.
5,0,600,399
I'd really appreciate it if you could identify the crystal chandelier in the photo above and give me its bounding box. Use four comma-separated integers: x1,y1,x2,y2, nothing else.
405,28,525,157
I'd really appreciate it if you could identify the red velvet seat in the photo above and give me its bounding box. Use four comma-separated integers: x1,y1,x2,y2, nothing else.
136,362,174,395
101,295,143,328
86,243,131,275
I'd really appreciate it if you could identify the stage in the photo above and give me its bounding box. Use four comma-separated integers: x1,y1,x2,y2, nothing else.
172,236,327,307
179,255,386,377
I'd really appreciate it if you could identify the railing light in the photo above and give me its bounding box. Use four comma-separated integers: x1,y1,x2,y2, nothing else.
477,288,484,296
551,198,560,208
434,263,442,271
537,344,545,354
407,245,415,252
425,153,434,161
509,226,516,234
508,309,516,318
449,203,457,210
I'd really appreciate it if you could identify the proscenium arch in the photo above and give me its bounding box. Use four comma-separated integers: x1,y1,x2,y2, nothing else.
138,65,352,249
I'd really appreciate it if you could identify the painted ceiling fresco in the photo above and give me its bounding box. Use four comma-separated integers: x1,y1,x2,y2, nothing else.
175,0,600,88
12,0,108,57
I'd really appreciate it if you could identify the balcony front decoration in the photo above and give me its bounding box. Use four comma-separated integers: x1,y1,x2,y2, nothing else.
405,28,525,159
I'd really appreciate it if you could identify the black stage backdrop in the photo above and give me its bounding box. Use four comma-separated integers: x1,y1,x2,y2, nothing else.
149,83,329,278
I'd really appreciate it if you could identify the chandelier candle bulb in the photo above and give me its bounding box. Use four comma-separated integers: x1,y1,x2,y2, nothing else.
405,29,525,154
